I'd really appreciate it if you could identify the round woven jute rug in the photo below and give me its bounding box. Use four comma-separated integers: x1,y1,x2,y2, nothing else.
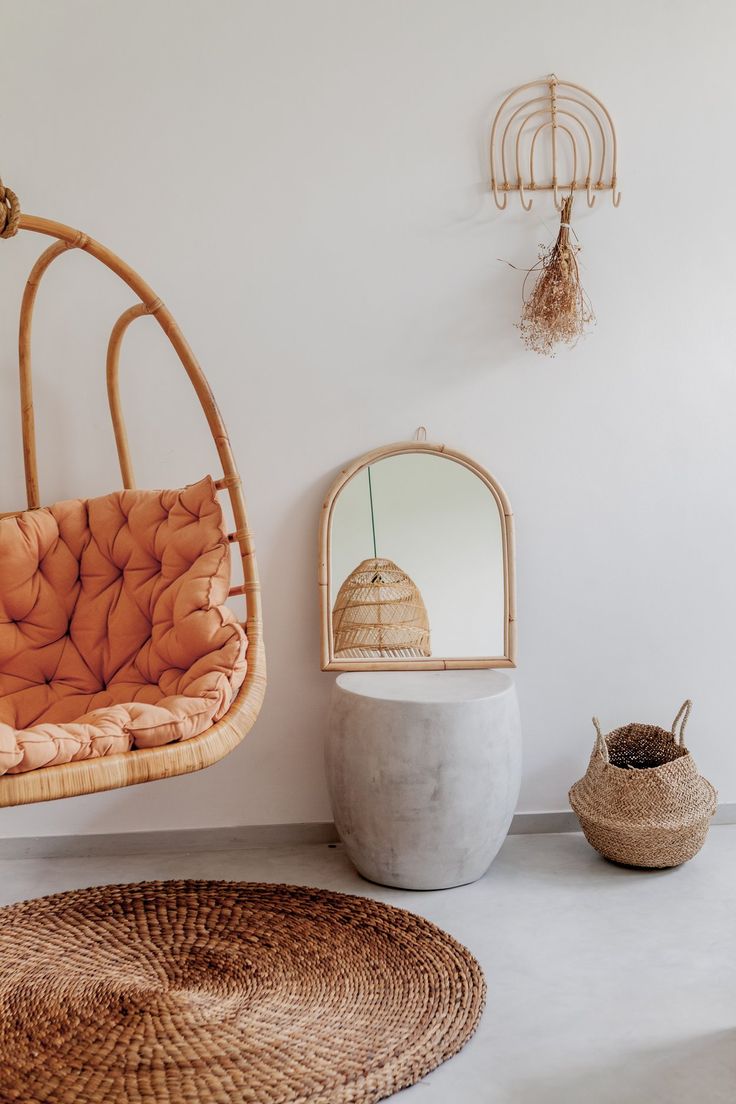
0,879,485,1104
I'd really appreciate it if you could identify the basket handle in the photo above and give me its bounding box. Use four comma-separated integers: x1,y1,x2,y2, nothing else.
672,699,692,746
592,716,609,763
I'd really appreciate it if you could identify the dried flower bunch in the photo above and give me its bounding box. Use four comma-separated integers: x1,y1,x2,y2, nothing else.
518,195,594,355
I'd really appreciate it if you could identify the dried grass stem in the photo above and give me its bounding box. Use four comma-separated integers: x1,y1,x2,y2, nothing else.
518,195,593,355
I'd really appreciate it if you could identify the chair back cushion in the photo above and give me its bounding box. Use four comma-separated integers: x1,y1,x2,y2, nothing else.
0,477,246,774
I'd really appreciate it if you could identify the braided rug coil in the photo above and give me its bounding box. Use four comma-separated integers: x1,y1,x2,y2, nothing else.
0,879,485,1104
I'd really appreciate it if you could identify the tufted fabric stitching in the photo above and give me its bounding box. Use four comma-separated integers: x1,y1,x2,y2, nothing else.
0,477,246,775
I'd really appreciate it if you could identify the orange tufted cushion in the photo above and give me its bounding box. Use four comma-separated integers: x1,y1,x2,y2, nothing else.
0,477,246,775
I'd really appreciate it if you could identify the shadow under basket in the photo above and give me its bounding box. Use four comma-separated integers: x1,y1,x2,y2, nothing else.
569,701,717,869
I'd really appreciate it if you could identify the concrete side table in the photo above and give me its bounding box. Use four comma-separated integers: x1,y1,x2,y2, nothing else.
326,670,521,890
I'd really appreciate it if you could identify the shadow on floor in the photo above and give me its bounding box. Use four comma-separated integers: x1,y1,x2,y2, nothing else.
512,1030,736,1104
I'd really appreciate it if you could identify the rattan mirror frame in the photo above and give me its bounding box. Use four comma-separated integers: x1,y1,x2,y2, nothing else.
319,440,516,671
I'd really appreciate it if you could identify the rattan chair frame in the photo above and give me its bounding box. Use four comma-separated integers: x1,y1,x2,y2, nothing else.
319,440,516,671
0,214,266,807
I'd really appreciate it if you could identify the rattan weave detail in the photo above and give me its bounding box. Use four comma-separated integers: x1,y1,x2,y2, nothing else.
332,558,431,658
0,879,485,1103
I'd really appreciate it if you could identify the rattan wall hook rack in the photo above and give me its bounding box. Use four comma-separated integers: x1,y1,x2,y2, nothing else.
490,74,621,211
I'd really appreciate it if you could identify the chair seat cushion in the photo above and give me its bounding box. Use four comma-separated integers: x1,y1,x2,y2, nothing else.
0,477,246,775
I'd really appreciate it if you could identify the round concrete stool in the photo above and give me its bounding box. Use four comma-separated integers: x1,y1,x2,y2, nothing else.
326,670,521,890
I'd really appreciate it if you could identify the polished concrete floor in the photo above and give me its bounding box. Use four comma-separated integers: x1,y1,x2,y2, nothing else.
1,826,734,1103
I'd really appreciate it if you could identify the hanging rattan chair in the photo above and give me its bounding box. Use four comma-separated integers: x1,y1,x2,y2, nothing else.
0,180,266,808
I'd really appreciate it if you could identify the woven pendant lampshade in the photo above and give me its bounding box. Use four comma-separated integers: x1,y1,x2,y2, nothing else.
333,557,431,658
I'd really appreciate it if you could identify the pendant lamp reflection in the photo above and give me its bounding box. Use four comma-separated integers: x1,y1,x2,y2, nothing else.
332,467,431,659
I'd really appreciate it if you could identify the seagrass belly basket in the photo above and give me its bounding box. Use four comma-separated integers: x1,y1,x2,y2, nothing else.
569,701,717,868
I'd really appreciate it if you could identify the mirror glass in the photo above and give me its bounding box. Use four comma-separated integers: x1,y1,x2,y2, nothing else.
322,446,514,669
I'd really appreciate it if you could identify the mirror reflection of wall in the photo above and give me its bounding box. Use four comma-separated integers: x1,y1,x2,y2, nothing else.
330,453,505,659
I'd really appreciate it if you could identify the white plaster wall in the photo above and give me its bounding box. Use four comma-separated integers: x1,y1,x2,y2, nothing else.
0,0,733,837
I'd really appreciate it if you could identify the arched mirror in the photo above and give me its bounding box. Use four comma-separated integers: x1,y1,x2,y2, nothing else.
319,438,516,670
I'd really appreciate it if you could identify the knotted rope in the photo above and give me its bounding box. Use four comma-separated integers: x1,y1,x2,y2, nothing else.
0,179,20,239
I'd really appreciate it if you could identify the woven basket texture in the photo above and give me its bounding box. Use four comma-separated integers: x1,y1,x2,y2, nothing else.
332,557,431,658
0,879,485,1104
569,701,717,868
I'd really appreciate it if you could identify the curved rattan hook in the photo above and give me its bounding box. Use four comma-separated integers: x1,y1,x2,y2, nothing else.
553,181,563,212
517,177,533,211
491,178,508,210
